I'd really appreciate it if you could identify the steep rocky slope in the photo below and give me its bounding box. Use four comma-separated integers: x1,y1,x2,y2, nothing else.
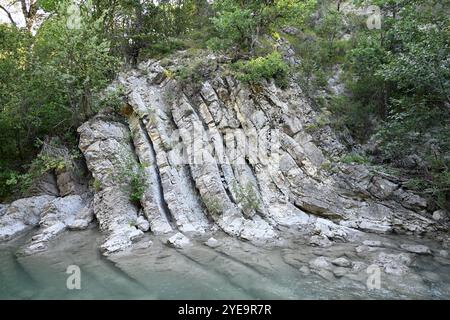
0,56,448,262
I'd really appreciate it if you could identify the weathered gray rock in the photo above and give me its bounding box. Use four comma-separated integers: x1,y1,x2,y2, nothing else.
432,210,447,221
299,265,311,275
106,59,439,249
355,245,380,254
0,204,6,217
27,139,87,198
68,219,90,231
351,261,367,272
309,235,333,247
4,57,443,259
25,172,59,197
101,226,144,254
78,117,143,254
0,195,55,241
438,250,448,258
309,256,335,281
332,267,348,278
67,201,94,231
363,240,382,247
358,218,393,234
309,256,331,269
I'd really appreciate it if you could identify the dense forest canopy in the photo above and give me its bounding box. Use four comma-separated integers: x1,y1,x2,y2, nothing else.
0,0,449,210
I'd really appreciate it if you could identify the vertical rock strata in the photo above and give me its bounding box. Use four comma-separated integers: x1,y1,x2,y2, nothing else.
0,58,441,256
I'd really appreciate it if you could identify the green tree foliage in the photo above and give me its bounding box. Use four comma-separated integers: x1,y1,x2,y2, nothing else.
337,0,449,209
92,0,210,63
208,0,316,57
0,1,119,199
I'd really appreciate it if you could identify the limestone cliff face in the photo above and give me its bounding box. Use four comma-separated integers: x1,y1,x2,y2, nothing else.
74,58,442,253
0,58,446,255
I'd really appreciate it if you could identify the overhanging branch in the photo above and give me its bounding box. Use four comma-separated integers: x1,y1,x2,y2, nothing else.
0,4,18,27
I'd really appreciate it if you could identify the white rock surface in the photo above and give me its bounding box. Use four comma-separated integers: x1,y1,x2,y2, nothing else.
400,244,432,255
375,252,412,275
205,237,220,248
0,195,55,241
167,232,192,249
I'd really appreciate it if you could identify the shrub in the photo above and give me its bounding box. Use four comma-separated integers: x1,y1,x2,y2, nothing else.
116,150,148,204
175,56,218,92
98,84,126,114
233,52,289,87
5,153,69,195
129,168,147,204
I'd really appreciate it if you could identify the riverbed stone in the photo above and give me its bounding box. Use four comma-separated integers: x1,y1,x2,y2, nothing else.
332,257,352,268
400,244,432,255
167,232,192,249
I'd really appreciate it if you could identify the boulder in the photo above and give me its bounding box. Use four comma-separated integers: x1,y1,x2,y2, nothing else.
205,237,220,248
136,216,150,232
432,210,447,222
167,232,192,249
309,256,331,270
309,235,333,247
400,244,432,255
0,195,55,241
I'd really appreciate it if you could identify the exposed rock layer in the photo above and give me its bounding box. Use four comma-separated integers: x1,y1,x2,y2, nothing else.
0,58,447,258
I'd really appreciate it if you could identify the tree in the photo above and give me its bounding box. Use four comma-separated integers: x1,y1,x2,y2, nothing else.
208,0,316,57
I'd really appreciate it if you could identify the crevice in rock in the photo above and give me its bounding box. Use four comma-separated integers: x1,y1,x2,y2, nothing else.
137,118,174,225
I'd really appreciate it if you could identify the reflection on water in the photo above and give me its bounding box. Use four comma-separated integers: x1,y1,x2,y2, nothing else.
0,229,449,300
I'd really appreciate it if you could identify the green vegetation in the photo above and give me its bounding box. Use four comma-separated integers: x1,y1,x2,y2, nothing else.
204,196,223,216
0,0,448,210
232,180,260,216
128,167,147,204
233,52,289,87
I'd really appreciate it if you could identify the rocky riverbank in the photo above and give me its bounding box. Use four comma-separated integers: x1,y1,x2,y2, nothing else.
0,57,449,298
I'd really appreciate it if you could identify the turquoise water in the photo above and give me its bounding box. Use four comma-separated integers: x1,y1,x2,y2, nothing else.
1,229,449,300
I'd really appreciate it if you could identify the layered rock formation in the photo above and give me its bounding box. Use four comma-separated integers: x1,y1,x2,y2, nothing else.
0,57,447,260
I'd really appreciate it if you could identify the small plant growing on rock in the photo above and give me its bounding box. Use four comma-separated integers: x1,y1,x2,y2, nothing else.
116,150,148,205
231,180,260,216
340,153,369,165
92,179,101,192
233,51,289,88
204,196,223,216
